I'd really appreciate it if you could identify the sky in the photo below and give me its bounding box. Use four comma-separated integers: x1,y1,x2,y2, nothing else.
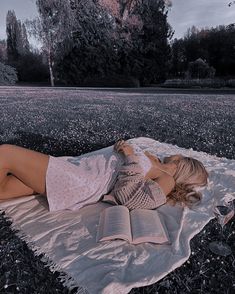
0,0,234,47
168,0,235,39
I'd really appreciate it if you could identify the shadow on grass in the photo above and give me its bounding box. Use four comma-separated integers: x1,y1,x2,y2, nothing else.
1,130,112,157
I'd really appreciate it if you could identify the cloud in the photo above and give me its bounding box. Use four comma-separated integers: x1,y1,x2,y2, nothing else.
168,0,235,39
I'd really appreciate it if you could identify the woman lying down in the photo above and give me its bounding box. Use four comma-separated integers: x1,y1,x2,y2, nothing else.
0,139,209,211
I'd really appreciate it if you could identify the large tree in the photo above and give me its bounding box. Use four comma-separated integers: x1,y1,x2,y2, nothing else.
57,0,173,85
6,10,30,64
6,10,18,62
25,0,73,86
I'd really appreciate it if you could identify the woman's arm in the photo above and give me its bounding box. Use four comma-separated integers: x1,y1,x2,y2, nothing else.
111,140,166,210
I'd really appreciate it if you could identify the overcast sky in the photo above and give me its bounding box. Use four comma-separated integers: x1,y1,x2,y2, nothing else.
0,0,234,46
168,0,235,39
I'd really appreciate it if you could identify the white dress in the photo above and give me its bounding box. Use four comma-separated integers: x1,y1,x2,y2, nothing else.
45,145,153,212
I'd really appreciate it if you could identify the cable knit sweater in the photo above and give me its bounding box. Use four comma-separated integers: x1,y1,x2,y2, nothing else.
101,153,167,210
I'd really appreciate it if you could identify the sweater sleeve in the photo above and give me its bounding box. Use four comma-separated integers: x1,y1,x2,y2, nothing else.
110,154,166,210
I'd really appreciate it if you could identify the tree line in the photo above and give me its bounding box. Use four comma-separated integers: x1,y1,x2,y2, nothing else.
0,0,234,86
170,25,235,79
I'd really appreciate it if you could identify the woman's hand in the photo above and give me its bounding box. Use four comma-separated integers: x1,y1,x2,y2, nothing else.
144,151,161,164
113,139,134,156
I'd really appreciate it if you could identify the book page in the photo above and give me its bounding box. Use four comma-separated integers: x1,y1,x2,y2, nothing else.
97,206,132,242
130,209,170,244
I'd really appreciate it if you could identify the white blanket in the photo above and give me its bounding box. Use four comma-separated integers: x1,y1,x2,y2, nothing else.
0,137,234,294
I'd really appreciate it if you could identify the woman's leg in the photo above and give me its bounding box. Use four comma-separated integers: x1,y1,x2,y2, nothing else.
0,144,50,200
0,174,36,199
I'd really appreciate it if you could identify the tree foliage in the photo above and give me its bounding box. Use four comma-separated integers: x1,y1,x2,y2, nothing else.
4,0,172,85
170,24,235,78
55,0,173,86
55,0,119,85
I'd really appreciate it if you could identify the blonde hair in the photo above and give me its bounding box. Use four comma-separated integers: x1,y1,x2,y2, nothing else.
167,156,209,208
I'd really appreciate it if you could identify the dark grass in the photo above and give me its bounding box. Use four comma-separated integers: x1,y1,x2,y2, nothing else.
0,87,235,293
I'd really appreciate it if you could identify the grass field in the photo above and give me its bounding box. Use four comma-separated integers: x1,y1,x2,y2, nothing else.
0,86,234,293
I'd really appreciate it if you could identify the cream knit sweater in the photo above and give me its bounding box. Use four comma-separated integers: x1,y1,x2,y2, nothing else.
101,153,166,210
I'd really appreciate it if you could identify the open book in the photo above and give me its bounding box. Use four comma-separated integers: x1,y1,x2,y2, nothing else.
96,206,171,245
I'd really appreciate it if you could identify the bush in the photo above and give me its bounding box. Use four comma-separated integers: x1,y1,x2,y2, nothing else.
0,62,18,85
162,78,227,88
185,58,216,79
